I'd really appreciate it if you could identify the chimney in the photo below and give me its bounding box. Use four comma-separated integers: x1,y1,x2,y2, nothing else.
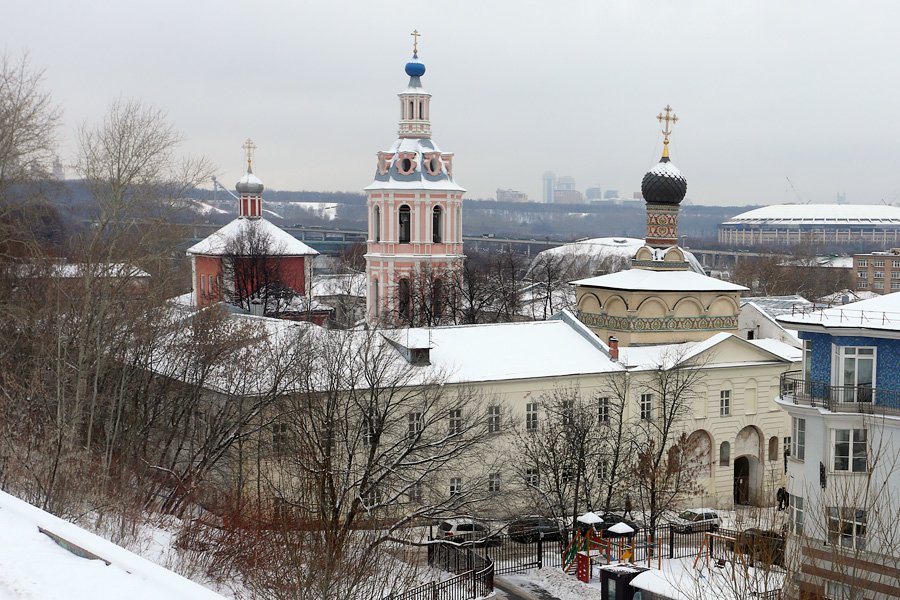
608,336,619,361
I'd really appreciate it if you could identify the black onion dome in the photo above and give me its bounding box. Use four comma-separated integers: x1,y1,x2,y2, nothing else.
641,156,687,205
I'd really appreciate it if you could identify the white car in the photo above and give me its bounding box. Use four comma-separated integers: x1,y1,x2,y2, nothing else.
671,509,720,533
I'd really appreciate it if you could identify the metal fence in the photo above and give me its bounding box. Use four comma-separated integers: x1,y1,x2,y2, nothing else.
781,371,900,415
390,542,494,600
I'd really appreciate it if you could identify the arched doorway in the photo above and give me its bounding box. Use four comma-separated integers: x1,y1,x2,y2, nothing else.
733,455,761,506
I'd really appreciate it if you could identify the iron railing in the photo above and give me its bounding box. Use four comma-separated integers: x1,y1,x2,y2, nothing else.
780,371,900,416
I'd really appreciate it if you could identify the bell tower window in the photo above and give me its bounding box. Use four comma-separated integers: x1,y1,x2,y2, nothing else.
399,205,411,243
432,206,443,243
399,278,411,321
373,205,381,242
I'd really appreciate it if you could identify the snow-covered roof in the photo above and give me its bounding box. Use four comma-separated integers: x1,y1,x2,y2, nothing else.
311,273,367,298
619,332,795,370
723,203,900,226
630,557,784,600
397,319,623,384
0,489,225,599
364,137,465,192
17,262,150,279
778,290,900,334
530,237,705,276
740,295,810,316
572,268,747,293
815,289,880,305
186,217,318,257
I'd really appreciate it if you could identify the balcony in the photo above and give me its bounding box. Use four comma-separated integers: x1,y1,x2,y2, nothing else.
780,371,900,416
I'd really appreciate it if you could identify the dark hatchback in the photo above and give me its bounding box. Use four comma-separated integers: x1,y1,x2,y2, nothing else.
507,517,562,543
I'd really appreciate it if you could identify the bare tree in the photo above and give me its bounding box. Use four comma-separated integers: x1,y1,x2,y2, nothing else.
512,385,605,535
630,348,708,532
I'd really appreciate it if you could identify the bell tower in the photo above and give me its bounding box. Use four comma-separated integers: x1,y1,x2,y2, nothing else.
364,32,466,326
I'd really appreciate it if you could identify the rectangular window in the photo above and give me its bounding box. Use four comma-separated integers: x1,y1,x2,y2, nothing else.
408,412,423,440
832,428,867,472
598,397,610,424
363,413,377,446
874,259,885,267
857,259,868,267
488,472,501,493
802,339,813,384
893,271,900,279
792,417,805,461
857,282,869,289
827,507,867,550
525,468,539,488
874,281,884,289
857,270,867,279
448,409,462,436
640,393,652,420
487,405,501,434
719,390,731,416
562,400,574,425
272,423,289,456
792,495,804,535
408,482,424,503
825,581,851,600
449,477,462,497
837,346,875,402
562,466,575,484
892,282,900,290
526,402,539,431
894,260,900,269
874,271,884,279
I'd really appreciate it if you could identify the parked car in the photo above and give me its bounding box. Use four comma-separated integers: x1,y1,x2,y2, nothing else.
507,517,562,543
732,528,785,567
671,509,720,533
437,519,502,546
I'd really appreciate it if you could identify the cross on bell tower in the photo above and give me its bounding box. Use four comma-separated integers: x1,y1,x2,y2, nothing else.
242,137,257,171
656,105,678,157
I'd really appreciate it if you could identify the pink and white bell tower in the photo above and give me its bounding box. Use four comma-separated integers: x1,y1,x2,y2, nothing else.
364,32,465,326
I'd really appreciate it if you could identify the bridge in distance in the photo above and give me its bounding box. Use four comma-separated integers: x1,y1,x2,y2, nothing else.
184,223,781,268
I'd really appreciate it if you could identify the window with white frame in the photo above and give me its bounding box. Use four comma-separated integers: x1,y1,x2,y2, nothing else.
857,282,868,289
598,460,608,483
857,270,867,279
792,495,804,535
824,581,852,600
874,259,885,267
272,423,290,456
874,281,884,289
719,390,731,416
792,417,805,460
487,405,501,434
640,393,652,420
525,468,539,487
835,346,875,402
894,260,900,269
827,507,867,550
893,271,900,279
526,402,539,431
408,482,424,503
857,259,868,266
408,412,423,440
892,282,900,290
449,477,462,497
832,428,867,472
562,466,575,484
598,397,610,424
802,339,813,384
488,472,501,493
448,409,462,436
562,400,574,425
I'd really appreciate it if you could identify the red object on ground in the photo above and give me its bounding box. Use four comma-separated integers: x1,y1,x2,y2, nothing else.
576,551,591,583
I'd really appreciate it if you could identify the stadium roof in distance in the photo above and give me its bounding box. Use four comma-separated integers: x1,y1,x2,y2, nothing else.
723,204,900,226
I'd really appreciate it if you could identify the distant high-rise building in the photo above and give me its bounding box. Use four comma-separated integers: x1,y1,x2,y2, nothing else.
585,186,602,200
837,192,847,204
496,188,529,203
603,189,619,200
542,171,555,203
556,176,576,191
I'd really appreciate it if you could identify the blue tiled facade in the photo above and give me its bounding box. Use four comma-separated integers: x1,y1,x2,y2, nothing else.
799,330,900,392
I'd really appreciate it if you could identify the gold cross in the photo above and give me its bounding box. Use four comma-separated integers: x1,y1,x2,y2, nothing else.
411,29,421,55
656,104,678,145
242,138,257,169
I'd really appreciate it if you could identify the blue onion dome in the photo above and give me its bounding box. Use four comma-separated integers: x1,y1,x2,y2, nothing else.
405,54,426,77
641,155,687,205
236,169,265,194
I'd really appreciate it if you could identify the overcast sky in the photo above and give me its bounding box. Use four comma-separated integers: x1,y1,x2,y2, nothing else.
8,1,900,206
